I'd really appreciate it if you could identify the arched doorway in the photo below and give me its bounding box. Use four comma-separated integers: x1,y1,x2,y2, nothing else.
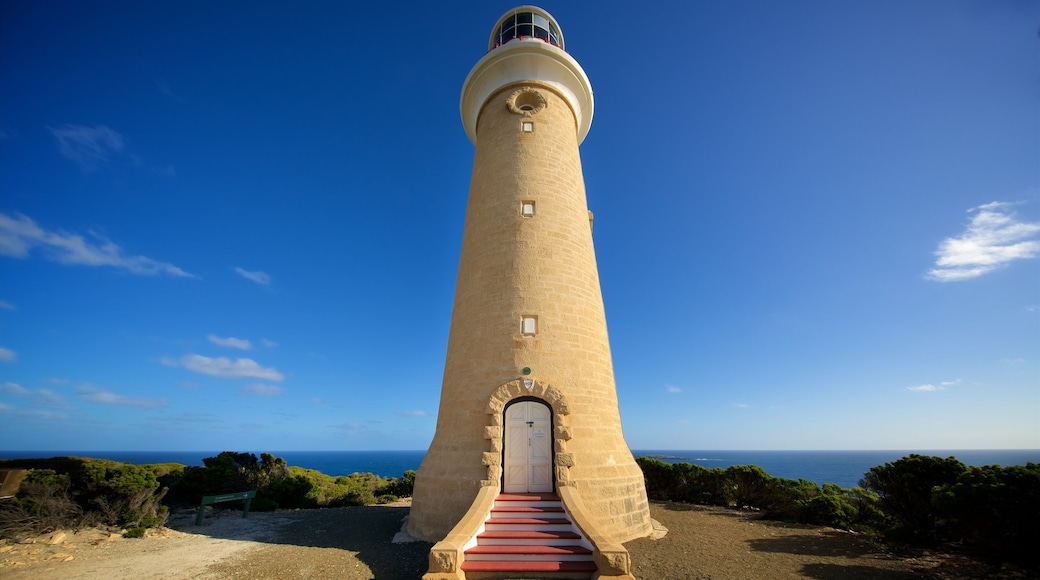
503,399,553,493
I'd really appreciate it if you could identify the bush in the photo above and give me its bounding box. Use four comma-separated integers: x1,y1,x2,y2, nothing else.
167,452,413,511
0,471,84,539
0,458,170,539
726,464,782,510
859,454,966,543
932,463,1040,566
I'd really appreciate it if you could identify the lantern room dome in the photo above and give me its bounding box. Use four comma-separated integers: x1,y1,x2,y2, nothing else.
488,6,564,51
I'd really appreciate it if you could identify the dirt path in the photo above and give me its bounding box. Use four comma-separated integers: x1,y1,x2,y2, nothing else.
0,500,1019,579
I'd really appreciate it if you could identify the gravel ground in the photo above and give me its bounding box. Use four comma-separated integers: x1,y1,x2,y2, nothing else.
1,500,1028,579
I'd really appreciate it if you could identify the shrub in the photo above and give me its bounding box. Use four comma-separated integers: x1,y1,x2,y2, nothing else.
932,463,1040,566
0,470,84,539
726,464,780,510
0,459,169,539
859,454,966,543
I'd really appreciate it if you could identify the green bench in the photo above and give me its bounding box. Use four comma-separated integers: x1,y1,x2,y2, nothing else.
195,490,256,526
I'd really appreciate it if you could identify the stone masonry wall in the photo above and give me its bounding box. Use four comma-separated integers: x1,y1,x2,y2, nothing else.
408,82,652,544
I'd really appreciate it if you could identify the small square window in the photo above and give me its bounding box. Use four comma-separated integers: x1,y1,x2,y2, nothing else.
521,316,537,336
521,201,535,217
522,121,534,133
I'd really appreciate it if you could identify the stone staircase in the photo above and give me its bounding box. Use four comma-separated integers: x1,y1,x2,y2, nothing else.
459,493,597,579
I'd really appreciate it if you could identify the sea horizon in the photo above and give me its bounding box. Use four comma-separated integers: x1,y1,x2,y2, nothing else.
2,448,1037,490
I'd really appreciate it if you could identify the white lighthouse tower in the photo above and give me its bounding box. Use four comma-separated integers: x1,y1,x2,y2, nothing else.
409,7,651,578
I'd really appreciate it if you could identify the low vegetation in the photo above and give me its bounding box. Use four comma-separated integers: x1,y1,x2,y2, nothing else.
0,452,414,540
3,451,1034,570
636,454,1039,569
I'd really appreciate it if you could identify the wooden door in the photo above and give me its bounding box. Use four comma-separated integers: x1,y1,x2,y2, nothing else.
503,400,552,493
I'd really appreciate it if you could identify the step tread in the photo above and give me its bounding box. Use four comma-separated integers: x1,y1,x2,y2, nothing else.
496,493,561,501
486,517,571,525
461,560,597,573
465,545,593,556
491,505,565,513
478,530,582,540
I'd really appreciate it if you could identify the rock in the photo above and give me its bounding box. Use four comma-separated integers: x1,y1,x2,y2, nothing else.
47,532,67,545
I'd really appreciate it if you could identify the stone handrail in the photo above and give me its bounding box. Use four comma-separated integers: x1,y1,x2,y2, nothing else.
558,485,635,580
422,485,499,580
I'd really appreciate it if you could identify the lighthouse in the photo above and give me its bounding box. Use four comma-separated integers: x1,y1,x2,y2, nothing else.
409,6,651,577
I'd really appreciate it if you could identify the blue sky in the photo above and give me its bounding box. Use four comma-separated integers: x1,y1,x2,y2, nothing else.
1,1,1037,452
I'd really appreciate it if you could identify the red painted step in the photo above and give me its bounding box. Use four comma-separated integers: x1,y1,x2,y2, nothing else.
465,545,593,556
478,530,581,540
496,492,561,501
485,517,571,525
491,505,565,513
461,560,598,573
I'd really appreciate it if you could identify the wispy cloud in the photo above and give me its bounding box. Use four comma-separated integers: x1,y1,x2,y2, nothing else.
0,212,193,277
49,124,125,170
333,422,367,432
163,354,284,381
907,379,959,393
734,403,749,409
399,410,430,417
666,385,682,394
153,76,184,102
262,338,278,348
1,382,68,409
170,412,221,424
928,201,1040,282
76,384,165,408
239,383,286,397
0,300,14,310
0,347,15,362
234,267,271,285
208,334,252,350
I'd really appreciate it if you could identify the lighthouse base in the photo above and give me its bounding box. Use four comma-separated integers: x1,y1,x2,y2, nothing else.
420,485,636,580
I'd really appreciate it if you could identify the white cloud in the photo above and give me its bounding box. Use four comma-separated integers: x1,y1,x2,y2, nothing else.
1,382,70,408
734,403,749,409
234,267,271,285
0,212,193,277
262,338,278,348
908,379,960,392
164,354,284,381
76,384,166,408
208,334,252,350
0,347,15,362
928,201,1040,282
666,385,682,394
238,383,285,397
49,124,125,170
399,410,430,417
0,300,14,310
0,382,29,395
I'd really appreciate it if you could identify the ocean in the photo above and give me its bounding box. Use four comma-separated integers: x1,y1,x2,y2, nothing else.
1,449,1036,489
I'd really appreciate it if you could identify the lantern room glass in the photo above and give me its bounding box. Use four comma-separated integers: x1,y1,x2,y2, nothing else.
493,11,561,49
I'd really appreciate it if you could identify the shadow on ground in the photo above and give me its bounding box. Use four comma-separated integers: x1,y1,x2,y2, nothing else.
797,563,919,580
173,506,431,579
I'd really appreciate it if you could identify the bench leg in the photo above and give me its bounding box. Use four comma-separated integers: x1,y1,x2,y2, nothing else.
195,501,208,526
